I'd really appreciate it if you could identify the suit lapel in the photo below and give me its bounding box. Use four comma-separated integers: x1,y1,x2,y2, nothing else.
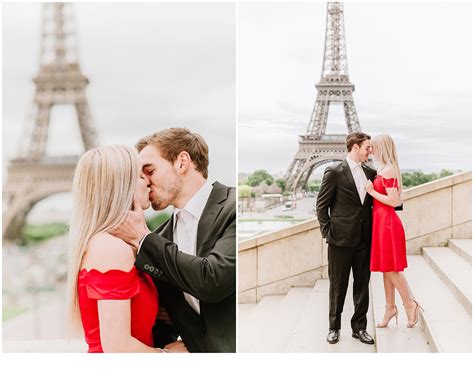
361,164,373,205
342,160,361,204
158,214,174,241
196,182,227,256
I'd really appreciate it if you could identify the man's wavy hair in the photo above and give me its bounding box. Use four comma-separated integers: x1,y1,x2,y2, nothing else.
346,132,371,152
136,128,209,179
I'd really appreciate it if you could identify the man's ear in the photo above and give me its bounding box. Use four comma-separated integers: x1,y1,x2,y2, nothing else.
175,151,192,175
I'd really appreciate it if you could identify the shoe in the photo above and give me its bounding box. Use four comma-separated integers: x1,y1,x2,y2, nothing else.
405,300,423,328
327,329,340,344
376,305,398,328
352,330,375,345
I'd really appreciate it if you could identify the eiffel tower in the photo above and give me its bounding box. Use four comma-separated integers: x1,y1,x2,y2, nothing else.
284,2,361,193
3,3,98,241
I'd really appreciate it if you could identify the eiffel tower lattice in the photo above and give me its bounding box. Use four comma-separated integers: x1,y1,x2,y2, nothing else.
3,3,98,241
284,2,362,193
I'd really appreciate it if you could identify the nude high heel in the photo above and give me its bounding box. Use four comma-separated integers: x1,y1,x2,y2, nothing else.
376,305,398,328
405,300,424,328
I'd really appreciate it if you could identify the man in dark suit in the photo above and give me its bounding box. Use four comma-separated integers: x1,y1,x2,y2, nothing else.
316,132,376,345
111,128,235,353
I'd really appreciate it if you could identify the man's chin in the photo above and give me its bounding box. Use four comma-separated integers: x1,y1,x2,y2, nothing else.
151,202,167,211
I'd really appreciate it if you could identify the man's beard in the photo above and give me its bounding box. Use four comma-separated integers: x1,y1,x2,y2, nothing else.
150,176,182,210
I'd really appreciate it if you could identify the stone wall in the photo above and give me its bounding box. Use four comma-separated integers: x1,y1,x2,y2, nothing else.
238,171,472,303
400,171,471,254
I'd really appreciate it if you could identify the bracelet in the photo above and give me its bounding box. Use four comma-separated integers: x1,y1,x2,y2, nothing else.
159,348,170,353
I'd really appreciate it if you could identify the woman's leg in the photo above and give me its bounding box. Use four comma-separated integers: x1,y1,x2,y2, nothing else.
383,272,396,306
386,272,413,305
377,272,398,327
385,272,417,324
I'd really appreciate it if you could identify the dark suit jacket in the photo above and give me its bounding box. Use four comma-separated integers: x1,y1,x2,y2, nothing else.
135,181,236,353
316,160,377,247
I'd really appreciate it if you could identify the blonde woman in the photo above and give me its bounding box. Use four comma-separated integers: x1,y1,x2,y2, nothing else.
67,145,187,353
365,134,422,329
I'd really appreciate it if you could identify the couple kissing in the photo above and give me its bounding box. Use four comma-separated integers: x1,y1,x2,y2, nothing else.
67,128,236,353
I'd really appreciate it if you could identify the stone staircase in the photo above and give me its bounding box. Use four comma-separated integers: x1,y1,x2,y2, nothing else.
238,239,471,353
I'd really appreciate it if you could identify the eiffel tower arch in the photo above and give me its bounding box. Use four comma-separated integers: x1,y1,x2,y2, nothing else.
3,3,98,242
284,2,362,193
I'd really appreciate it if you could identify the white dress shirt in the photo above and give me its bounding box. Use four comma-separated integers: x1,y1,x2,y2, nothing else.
346,156,367,204
172,180,213,314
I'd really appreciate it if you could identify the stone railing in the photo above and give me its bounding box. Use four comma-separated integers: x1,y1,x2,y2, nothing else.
399,171,471,254
238,171,472,303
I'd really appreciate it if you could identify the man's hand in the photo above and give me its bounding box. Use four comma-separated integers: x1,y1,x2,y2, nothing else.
164,340,188,353
110,198,150,250
365,179,374,195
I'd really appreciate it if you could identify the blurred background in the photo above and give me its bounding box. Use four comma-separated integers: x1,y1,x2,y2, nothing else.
2,2,236,350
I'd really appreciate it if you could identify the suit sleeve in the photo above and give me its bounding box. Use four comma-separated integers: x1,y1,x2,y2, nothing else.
135,218,236,304
316,166,336,238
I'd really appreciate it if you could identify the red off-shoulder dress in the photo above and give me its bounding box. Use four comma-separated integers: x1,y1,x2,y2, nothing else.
77,266,159,353
370,176,408,272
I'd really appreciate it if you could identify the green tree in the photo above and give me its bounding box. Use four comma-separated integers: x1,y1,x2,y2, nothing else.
21,222,69,246
239,185,252,198
439,169,453,178
402,169,454,189
305,180,321,192
247,170,274,187
275,178,286,192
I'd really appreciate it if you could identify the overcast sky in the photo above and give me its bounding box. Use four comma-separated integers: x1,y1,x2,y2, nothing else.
2,2,236,222
2,2,236,185
238,2,472,175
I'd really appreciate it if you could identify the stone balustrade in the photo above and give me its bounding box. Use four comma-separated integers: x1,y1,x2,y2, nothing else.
239,171,472,303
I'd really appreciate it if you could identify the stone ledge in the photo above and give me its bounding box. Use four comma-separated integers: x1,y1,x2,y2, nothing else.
406,221,472,255
239,218,319,252
402,171,471,201
239,267,328,303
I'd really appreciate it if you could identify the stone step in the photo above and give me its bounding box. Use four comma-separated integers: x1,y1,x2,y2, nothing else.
285,277,376,353
448,239,472,265
370,272,431,352
405,255,472,352
422,246,471,314
238,288,312,352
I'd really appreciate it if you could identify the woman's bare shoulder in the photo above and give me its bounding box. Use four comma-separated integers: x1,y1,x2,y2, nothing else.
82,232,135,272
381,164,397,179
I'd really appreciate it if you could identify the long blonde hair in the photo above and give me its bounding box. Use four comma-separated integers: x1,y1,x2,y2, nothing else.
67,145,140,336
371,134,403,196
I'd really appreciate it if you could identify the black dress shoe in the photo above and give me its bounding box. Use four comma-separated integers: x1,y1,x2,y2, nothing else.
352,330,375,345
327,329,340,344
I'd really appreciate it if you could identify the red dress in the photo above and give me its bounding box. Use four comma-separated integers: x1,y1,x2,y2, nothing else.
78,266,159,353
370,176,408,272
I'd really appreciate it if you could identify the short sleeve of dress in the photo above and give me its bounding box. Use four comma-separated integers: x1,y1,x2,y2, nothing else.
382,177,398,188
84,267,140,300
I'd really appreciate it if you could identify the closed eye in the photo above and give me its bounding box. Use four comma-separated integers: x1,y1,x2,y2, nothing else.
143,166,154,176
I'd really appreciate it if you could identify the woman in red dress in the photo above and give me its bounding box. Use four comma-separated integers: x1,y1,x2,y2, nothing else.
365,134,422,329
66,145,187,353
